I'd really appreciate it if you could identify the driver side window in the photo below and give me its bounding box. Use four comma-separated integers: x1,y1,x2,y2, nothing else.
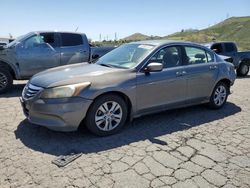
149,46,182,68
24,35,44,49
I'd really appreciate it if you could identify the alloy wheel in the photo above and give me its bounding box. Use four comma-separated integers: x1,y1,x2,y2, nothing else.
241,64,249,75
0,72,8,90
95,101,123,131
213,85,227,106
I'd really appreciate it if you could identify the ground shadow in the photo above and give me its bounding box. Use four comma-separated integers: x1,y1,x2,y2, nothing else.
0,83,26,98
15,102,241,156
237,75,250,79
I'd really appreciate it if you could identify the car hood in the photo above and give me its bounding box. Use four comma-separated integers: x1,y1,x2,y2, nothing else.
30,63,126,88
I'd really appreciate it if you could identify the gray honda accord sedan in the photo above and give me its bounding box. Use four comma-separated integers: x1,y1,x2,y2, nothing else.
20,40,236,136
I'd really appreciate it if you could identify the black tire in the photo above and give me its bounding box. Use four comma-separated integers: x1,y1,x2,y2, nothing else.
85,94,128,136
208,82,229,109
237,62,249,77
0,68,13,94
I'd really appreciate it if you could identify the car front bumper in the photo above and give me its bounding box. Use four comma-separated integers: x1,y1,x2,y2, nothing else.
20,97,92,132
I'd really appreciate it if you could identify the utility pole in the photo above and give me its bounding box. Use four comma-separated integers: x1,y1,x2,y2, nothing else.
115,32,117,41
75,26,79,32
99,33,102,42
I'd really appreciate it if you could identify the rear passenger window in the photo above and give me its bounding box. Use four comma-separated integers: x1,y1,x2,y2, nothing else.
184,47,214,65
61,33,83,47
206,50,214,62
224,43,236,52
40,33,57,47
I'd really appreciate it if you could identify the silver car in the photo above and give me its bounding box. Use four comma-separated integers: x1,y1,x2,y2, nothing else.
20,40,236,136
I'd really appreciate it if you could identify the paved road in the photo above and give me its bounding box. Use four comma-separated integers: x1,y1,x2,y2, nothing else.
0,77,250,188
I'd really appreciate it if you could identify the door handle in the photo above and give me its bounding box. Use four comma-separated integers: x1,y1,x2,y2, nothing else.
182,71,187,75
176,71,182,77
176,71,187,77
209,65,217,70
79,50,86,53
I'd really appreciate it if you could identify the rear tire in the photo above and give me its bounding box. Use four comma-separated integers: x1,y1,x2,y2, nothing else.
0,68,13,94
208,82,229,109
85,94,128,136
237,62,249,77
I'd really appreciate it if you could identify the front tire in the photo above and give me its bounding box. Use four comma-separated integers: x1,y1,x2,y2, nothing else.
208,82,229,109
85,94,128,136
0,68,13,94
237,62,249,77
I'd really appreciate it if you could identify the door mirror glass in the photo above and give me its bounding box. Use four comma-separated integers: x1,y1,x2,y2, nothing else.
212,48,218,53
145,62,163,72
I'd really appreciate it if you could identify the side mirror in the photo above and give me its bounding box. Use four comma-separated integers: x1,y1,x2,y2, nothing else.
144,62,163,72
212,48,218,53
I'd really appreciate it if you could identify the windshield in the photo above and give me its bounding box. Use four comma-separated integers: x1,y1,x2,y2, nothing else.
6,32,33,48
96,43,156,69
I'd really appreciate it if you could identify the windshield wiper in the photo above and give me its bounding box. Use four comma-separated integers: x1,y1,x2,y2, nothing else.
98,63,127,69
98,63,113,68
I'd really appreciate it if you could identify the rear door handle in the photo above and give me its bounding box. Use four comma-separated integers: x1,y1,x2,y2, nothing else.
176,71,187,77
209,65,217,70
176,71,182,77
182,71,187,75
79,49,87,53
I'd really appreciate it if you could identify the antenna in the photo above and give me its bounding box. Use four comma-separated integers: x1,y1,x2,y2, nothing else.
9,33,13,39
75,26,79,32
99,33,102,41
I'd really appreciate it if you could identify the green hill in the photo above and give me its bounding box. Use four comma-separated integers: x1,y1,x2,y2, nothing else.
123,33,149,41
122,33,161,41
164,16,250,50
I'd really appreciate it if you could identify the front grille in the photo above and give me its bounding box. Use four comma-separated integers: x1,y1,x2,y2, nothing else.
22,83,43,99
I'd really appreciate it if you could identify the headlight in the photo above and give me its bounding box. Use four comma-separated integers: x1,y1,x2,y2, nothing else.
40,82,91,99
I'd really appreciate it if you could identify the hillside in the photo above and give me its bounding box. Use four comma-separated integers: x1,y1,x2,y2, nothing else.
123,33,149,41
122,33,161,41
122,17,250,50
164,16,250,50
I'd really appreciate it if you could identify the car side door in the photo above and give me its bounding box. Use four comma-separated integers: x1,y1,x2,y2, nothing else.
59,33,90,65
181,46,219,103
16,33,60,77
136,45,187,114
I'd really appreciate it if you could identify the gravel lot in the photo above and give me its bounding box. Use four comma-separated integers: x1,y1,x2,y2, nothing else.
0,76,250,188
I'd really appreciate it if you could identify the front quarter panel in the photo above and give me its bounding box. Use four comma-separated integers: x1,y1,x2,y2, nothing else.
78,70,137,113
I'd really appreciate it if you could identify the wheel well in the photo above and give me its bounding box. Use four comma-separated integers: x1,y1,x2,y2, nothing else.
218,79,231,89
241,58,250,66
95,91,132,117
0,61,16,79
78,91,133,130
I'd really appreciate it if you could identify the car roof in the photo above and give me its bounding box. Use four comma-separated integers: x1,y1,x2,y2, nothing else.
130,40,204,48
30,31,85,35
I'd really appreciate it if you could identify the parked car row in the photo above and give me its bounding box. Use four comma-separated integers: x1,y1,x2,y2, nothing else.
0,31,115,94
19,40,236,136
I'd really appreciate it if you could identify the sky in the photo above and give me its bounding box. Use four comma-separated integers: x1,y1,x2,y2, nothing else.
1,0,250,41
